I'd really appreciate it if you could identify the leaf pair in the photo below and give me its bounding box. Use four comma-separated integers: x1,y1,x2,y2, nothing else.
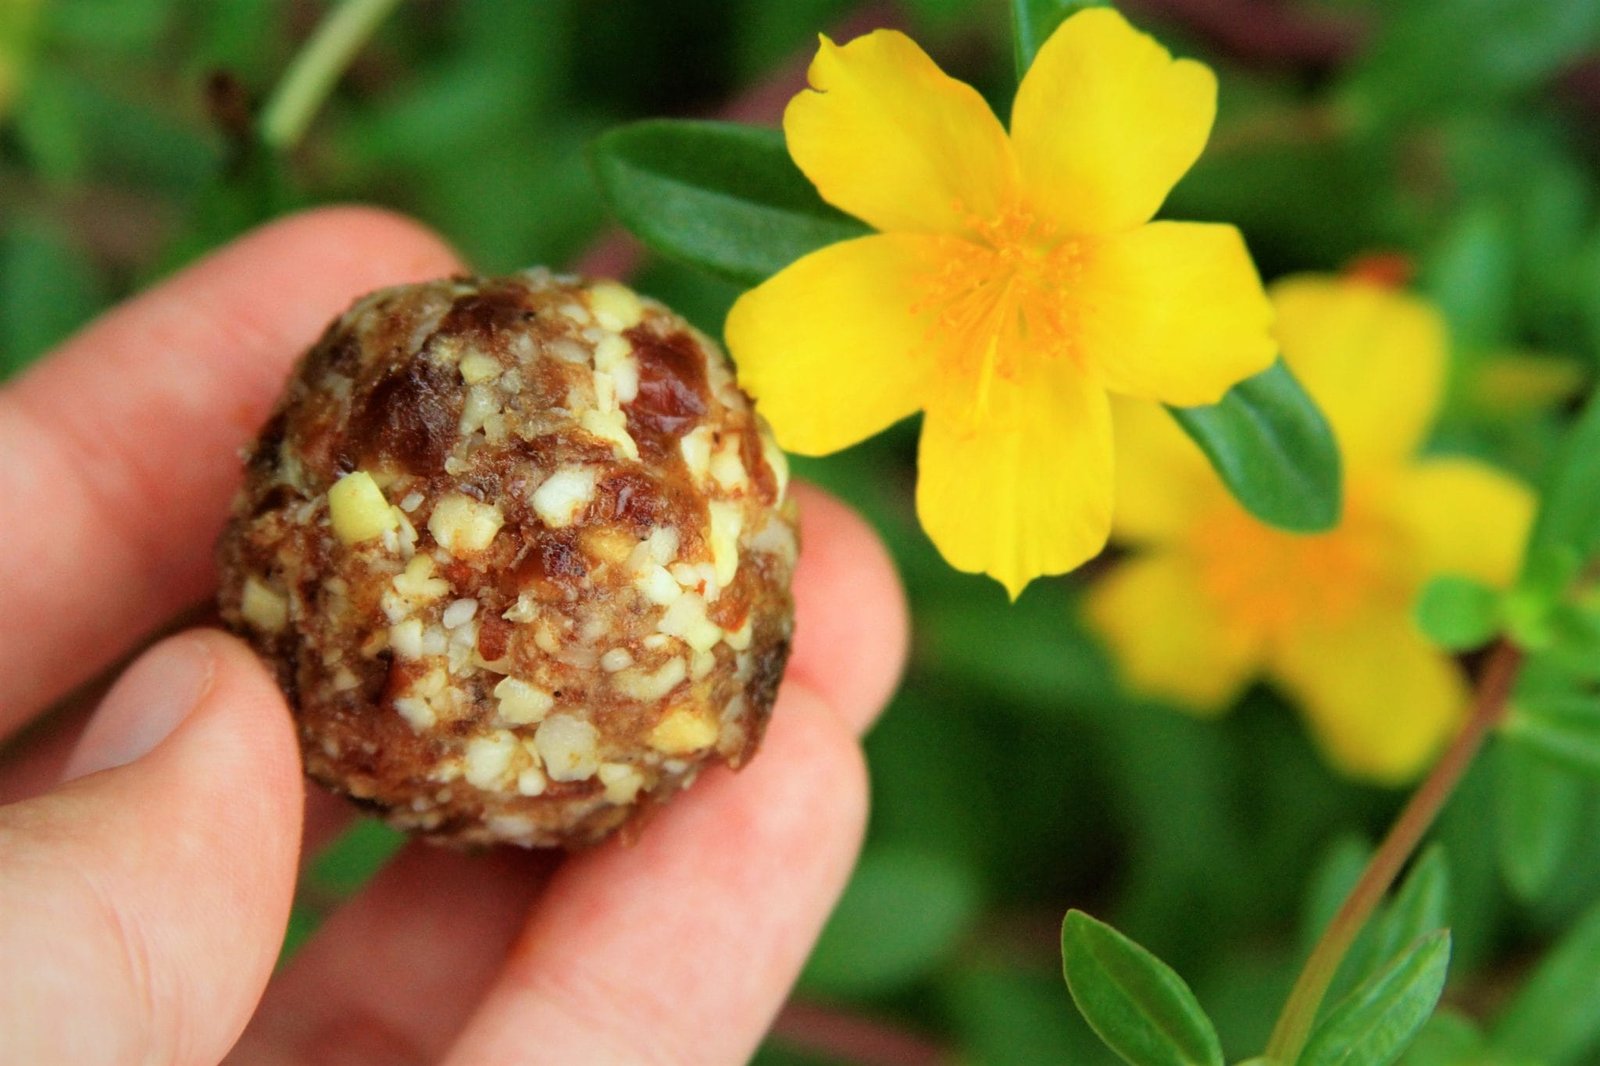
1060,911,1449,1066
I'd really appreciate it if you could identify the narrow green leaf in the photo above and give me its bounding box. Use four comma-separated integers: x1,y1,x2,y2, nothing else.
1167,359,1343,533
1330,845,1450,1005
1491,901,1600,1063
1061,910,1223,1066
1301,930,1452,1066
1494,744,1586,900
1011,0,1110,76
1368,849,1451,980
589,119,867,287
310,818,405,895
1523,393,1600,584
1502,694,1600,778
1416,576,1502,651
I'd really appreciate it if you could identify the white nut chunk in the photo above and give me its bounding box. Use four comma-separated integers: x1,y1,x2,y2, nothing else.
650,707,720,755
428,494,503,556
494,676,554,725
240,577,289,632
534,714,600,782
530,466,598,528
218,271,799,849
328,471,398,545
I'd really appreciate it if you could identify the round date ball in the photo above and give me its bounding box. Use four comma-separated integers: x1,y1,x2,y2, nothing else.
217,270,798,848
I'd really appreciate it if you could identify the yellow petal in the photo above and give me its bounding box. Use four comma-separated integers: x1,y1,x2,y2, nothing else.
784,30,1016,237
1109,397,1216,545
725,234,938,455
1270,275,1447,468
917,364,1112,597
1074,222,1276,406
1011,8,1216,235
1087,552,1263,712
1387,458,1534,587
1272,610,1466,784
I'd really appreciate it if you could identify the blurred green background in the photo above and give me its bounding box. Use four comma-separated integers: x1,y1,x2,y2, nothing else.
7,1,1600,1062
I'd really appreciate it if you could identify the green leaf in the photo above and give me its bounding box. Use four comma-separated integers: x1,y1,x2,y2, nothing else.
310,818,405,896
1523,393,1600,586
1370,850,1452,976
1010,0,1109,76
1416,576,1502,651
1494,744,1586,900
1167,359,1343,533
1490,901,1600,1064
1332,846,1451,1005
1302,930,1452,1066
1060,910,1224,1066
589,119,868,287
802,844,982,997
1502,693,1600,778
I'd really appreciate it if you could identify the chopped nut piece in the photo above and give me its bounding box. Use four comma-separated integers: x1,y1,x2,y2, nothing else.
494,676,554,725
240,577,289,632
650,707,720,755
328,471,399,545
531,466,598,528
393,555,449,604
458,352,502,384
534,714,600,782
587,280,644,331
428,494,503,556
442,598,479,629
598,762,645,804
464,731,519,789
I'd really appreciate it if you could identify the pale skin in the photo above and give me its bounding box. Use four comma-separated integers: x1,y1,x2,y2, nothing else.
0,208,909,1065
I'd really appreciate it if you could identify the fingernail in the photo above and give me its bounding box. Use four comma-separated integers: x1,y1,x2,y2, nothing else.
63,636,216,780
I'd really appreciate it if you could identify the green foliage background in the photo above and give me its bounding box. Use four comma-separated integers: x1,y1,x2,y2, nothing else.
7,1,1600,1061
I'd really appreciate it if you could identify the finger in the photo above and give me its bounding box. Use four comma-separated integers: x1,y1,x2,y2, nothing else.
228,845,558,1066
788,482,909,731
0,206,464,732
0,630,303,1066
443,686,868,1065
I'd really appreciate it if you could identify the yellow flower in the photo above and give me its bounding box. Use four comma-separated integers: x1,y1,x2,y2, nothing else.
1088,274,1535,784
725,9,1275,597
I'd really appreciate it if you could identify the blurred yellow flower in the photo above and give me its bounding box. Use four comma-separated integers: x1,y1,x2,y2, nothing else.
1089,275,1534,783
725,9,1275,597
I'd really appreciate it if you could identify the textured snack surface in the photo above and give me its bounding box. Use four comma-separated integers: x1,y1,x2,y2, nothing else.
218,271,798,847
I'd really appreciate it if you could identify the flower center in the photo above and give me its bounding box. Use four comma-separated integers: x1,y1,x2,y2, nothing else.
912,204,1081,419
1189,498,1408,639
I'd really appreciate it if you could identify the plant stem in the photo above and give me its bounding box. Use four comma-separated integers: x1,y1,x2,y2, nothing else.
1262,641,1523,1063
257,0,402,152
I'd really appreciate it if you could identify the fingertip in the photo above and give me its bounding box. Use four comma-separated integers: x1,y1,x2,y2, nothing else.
789,482,909,734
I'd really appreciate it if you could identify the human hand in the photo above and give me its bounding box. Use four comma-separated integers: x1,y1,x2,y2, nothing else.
0,208,908,1065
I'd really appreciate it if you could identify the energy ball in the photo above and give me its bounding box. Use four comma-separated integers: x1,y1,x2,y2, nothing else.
217,270,798,848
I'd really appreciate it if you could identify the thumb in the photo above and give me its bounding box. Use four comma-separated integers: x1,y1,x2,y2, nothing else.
0,630,305,1066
